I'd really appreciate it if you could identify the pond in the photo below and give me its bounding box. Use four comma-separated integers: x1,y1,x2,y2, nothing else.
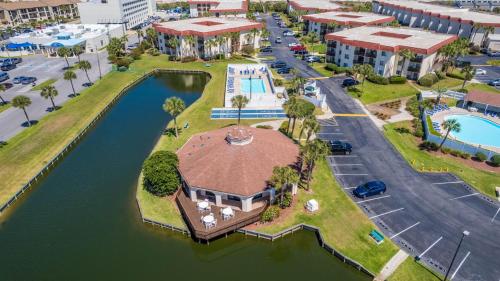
0,72,370,281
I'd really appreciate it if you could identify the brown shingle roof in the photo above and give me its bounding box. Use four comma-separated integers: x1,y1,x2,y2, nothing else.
0,0,78,11
177,126,300,197
465,90,500,108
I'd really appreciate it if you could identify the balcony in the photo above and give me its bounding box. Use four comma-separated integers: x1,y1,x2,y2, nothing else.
410,56,423,63
365,51,377,58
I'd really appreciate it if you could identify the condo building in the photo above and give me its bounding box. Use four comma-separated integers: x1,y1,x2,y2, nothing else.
325,26,457,80
154,17,262,59
0,0,79,26
287,0,343,15
78,0,156,29
187,0,248,18
372,0,500,46
302,11,395,41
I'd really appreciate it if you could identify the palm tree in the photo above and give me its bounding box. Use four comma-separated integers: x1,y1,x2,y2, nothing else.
435,87,447,105
481,26,495,47
357,64,374,89
57,47,71,68
146,27,157,49
77,60,92,84
261,29,270,41
300,116,320,143
40,85,59,110
231,95,249,126
309,31,319,55
137,29,144,44
399,49,416,77
72,45,83,63
163,97,185,138
12,95,32,126
206,38,217,60
326,22,338,33
250,28,260,46
216,36,225,59
64,70,77,96
184,35,196,57
461,65,474,89
0,84,6,105
302,139,329,190
222,32,232,55
168,36,180,58
283,97,298,135
470,23,483,43
439,119,461,150
269,166,300,207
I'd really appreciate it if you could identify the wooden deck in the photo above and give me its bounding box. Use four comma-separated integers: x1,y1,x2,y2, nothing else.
176,190,266,240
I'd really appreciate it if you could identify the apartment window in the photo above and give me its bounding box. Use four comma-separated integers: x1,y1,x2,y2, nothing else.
345,45,349,50
381,51,386,56
379,61,384,66
344,54,349,59
343,63,347,67
378,69,383,75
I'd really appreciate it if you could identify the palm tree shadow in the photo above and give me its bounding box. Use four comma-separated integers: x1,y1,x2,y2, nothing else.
163,127,182,136
67,93,79,98
21,120,38,127
46,106,62,112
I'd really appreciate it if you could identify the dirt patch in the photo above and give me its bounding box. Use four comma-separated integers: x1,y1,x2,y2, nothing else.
367,98,412,121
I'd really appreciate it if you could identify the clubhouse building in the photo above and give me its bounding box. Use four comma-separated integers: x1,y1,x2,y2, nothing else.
302,11,395,41
154,17,263,59
372,0,500,47
325,26,457,80
187,0,248,18
176,126,299,239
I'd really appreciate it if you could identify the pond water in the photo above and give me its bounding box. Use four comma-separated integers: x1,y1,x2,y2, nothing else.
0,72,370,281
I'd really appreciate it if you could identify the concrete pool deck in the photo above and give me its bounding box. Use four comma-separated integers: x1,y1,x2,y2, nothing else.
430,107,500,153
224,64,285,108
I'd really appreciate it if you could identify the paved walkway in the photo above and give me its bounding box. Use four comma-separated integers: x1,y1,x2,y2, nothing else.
376,249,409,281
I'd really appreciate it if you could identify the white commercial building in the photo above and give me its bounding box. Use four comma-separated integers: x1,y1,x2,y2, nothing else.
325,26,457,80
78,0,156,29
154,17,263,59
373,0,500,47
302,11,395,41
287,0,343,15
187,0,248,18
8,24,124,55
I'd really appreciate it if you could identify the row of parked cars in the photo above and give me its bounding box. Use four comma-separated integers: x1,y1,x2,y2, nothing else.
0,58,37,87
0,57,22,71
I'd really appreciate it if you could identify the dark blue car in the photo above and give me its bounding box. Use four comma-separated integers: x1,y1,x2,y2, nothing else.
353,181,387,198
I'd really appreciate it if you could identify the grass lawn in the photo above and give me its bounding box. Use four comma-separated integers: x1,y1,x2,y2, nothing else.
32,78,57,91
486,59,500,66
0,103,11,114
384,121,500,198
389,259,442,281
348,81,419,104
310,63,332,77
254,159,398,274
304,43,326,55
466,83,500,94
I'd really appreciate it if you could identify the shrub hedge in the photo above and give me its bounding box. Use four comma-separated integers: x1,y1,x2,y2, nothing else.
325,63,351,74
142,151,180,196
417,73,439,87
261,205,280,222
389,76,407,84
475,152,487,162
490,155,500,167
367,74,389,85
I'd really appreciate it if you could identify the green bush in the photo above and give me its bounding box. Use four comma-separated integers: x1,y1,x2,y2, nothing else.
457,88,468,93
435,71,446,80
475,152,487,162
395,127,411,134
412,118,423,137
181,56,196,63
450,150,461,157
419,141,438,151
367,74,389,85
441,147,451,154
256,125,273,129
418,73,439,87
460,152,470,159
130,48,143,60
241,45,255,56
278,192,292,208
489,155,500,166
274,78,284,86
325,63,351,74
261,205,280,222
116,56,134,68
142,151,180,196
446,71,464,80
405,96,420,117
389,76,407,84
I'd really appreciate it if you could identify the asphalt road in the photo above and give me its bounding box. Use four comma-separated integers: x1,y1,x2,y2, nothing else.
458,55,500,84
264,15,500,281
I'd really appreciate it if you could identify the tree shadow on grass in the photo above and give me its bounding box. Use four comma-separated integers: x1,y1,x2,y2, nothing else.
21,120,38,127
163,127,182,137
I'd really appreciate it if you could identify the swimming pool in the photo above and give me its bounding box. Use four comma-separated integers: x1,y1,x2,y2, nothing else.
240,78,266,94
444,114,500,148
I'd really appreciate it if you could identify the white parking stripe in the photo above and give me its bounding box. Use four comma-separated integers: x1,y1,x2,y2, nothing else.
331,163,363,166
418,236,443,259
450,251,471,280
356,195,391,204
369,208,404,219
491,207,500,223
317,132,344,135
432,181,464,185
390,222,420,239
344,186,357,190
328,155,358,158
335,173,369,176
449,193,479,201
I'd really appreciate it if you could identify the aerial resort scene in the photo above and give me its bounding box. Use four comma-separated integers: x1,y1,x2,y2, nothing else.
0,0,500,281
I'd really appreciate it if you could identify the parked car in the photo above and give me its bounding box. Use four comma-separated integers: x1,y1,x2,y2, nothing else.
305,56,321,63
271,61,287,68
288,42,300,48
0,82,13,89
277,67,292,74
342,78,359,87
11,57,22,64
82,82,94,87
290,45,305,51
353,181,387,198
275,36,282,44
0,72,9,82
13,76,27,84
283,30,294,37
279,22,287,28
487,51,500,57
1,63,16,71
475,68,487,75
21,77,36,85
329,140,352,155
260,46,272,53
294,49,308,55
488,79,500,86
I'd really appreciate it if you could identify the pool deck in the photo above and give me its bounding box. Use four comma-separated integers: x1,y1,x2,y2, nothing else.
430,107,500,153
225,64,285,108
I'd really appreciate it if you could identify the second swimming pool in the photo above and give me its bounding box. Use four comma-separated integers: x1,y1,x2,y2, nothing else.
445,114,500,148
240,78,266,94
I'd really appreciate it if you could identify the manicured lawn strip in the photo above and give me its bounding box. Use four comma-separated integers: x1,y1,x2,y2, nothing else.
0,103,11,114
134,57,271,225
389,258,442,281
310,63,332,77
383,121,500,197
426,115,440,136
32,78,57,91
486,59,500,66
349,81,419,104
465,83,500,94
253,159,398,274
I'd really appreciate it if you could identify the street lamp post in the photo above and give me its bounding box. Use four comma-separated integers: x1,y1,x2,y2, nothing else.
443,230,469,281
96,48,102,80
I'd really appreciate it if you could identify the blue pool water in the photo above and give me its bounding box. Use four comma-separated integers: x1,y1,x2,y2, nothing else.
240,78,266,94
445,114,500,147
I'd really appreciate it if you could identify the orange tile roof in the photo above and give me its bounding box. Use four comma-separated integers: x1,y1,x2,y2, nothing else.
465,90,500,107
177,126,300,197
